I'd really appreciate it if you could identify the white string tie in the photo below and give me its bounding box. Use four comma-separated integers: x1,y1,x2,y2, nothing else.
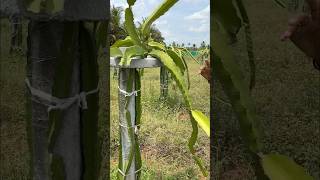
119,123,140,134
118,86,140,97
25,78,98,115
118,167,142,177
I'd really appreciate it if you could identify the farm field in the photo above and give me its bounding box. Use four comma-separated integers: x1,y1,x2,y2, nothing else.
211,0,320,179
0,18,210,179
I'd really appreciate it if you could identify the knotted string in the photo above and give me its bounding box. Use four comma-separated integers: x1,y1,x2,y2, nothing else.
25,78,99,115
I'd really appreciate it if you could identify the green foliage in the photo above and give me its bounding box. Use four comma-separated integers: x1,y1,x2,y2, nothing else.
110,6,127,45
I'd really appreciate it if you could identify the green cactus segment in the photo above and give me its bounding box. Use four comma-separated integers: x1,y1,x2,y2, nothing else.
111,36,135,48
120,45,146,66
211,28,262,152
48,23,79,180
148,41,166,51
135,70,143,179
212,0,242,40
127,0,137,6
79,23,101,180
124,8,147,50
191,110,210,137
141,0,179,37
261,154,314,180
149,49,208,176
111,47,123,58
235,0,256,90
24,0,64,14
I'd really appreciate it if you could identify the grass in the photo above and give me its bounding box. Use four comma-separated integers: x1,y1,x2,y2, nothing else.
0,18,210,179
211,0,320,179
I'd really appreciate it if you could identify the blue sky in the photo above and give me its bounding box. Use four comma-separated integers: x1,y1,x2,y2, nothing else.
110,0,210,47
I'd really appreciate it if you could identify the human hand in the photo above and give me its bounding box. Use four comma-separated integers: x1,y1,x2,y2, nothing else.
199,60,211,82
281,0,320,62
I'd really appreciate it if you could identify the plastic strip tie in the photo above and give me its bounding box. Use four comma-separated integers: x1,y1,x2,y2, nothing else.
118,86,140,97
119,123,140,134
25,78,99,115
117,167,142,177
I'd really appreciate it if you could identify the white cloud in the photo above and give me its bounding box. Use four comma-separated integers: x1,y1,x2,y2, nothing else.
189,23,209,33
185,5,209,22
110,0,210,46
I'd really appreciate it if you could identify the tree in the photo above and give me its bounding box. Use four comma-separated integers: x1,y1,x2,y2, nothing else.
200,41,206,49
110,6,127,45
150,24,165,43
192,43,196,50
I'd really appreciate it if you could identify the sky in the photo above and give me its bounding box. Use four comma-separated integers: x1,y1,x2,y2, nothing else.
110,0,210,47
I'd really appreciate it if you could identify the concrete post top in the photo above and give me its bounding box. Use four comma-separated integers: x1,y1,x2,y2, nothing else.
0,0,109,20
110,56,163,69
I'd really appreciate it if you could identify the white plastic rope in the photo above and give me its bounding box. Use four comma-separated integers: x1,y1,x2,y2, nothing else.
25,78,99,114
118,86,140,97
118,167,142,177
119,123,140,134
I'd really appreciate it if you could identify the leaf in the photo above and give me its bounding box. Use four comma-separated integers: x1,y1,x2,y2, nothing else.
120,45,146,66
110,47,123,58
212,25,262,152
96,21,108,49
112,36,134,48
148,41,166,51
124,8,147,49
191,110,210,137
141,0,178,37
261,154,314,180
